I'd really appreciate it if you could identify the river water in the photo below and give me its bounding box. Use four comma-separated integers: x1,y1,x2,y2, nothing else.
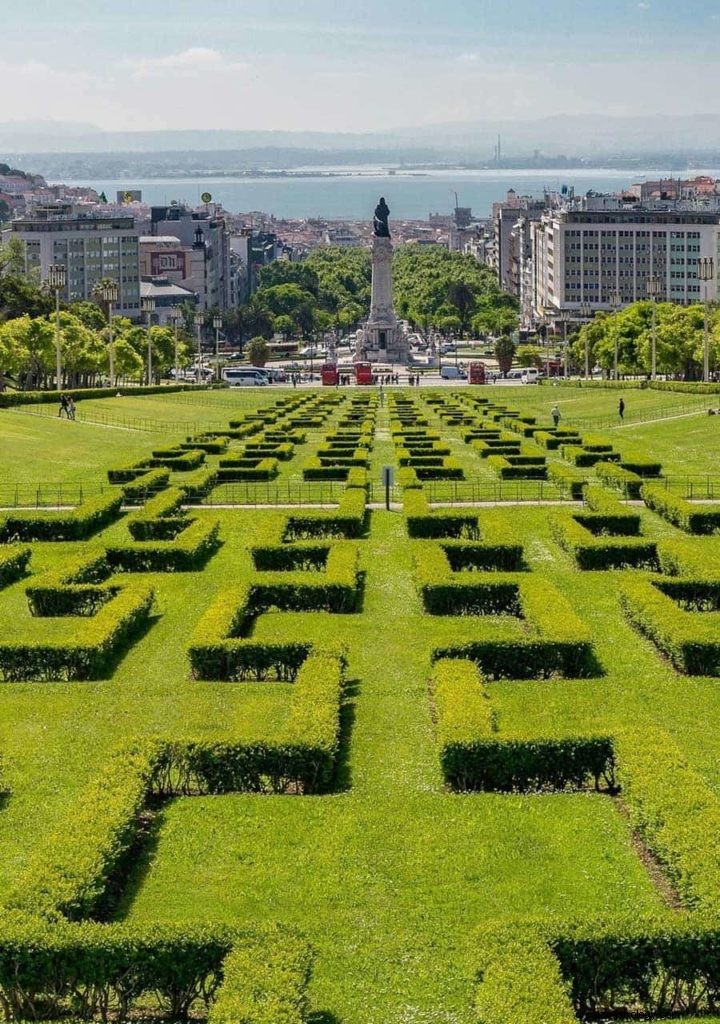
63,167,720,220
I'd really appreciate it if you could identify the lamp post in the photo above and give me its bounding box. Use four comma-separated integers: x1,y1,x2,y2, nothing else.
579,301,593,379
99,280,119,385
141,296,156,386
193,313,204,385
168,308,182,382
213,314,222,381
646,276,662,380
610,289,621,380
697,256,715,383
47,263,66,391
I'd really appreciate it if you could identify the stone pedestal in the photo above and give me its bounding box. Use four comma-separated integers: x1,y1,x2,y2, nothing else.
355,235,409,364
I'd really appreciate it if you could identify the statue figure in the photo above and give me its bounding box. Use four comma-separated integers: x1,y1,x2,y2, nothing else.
373,197,391,238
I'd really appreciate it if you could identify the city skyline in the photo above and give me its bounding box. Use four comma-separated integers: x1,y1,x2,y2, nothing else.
4,0,720,133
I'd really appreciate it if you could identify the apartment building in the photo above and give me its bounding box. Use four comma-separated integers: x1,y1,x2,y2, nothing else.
532,197,720,319
11,203,140,317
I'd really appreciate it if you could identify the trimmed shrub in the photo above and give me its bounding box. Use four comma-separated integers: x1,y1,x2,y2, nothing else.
178,468,219,503
621,576,720,674
120,468,170,505
0,584,154,681
487,455,547,480
404,491,480,540
8,738,161,919
127,487,186,540
284,487,366,540
547,462,587,499
0,545,31,588
147,448,206,471
106,518,220,572
0,493,122,542
596,460,644,498
209,933,312,1024
551,515,657,570
217,458,279,482
643,482,720,534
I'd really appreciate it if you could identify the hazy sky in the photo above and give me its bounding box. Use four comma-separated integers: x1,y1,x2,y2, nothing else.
3,0,720,132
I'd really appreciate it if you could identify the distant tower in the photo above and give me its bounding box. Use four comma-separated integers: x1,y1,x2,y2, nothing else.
497,133,501,166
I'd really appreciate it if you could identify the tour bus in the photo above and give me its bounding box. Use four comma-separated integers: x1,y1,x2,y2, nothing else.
468,360,487,385
221,367,269,387
354,361,373,386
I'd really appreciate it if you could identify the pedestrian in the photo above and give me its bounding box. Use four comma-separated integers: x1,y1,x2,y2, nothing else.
67,396,76,421
58,393,68,418
292,373,297,389
618,397,625,421
551,404,561,428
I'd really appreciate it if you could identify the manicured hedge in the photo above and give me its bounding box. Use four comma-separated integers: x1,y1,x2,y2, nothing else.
178,468,219,503
550,514,657,570
284,486,366,540
547,462,587,499
127,487,186,540
0,383,210,408
0,545,31,588
656,536,720,577
106,518,220,572
209,933,312,1024
0,584,154,681
643,482,720,534
0,493,122,542
217,458,279,482
120,468,170,505
9,738,161,919
621,576,720,674
404,491,480,540
595,460,644,498
487,455,547,480
431,575,596,679
180,436,229,454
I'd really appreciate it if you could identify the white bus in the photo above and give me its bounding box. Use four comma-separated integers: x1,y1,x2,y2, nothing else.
222,367,268,387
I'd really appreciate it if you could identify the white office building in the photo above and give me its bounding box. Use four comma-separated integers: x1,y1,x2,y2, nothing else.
11,204,140,317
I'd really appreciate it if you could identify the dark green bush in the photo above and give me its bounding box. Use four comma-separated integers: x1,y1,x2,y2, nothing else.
0,493,122,542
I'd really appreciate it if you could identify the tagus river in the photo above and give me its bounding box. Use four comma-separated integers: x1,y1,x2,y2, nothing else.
63,167,720,220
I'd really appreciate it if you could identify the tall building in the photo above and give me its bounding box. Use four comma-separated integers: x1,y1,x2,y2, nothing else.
11,203,140,317
149,205,234,310
490,190,548,291
532,196,720,319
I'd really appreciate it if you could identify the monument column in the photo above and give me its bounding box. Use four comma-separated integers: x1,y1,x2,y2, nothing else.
355,196,408,364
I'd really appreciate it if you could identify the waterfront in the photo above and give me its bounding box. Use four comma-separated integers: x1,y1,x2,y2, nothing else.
62,167,720,219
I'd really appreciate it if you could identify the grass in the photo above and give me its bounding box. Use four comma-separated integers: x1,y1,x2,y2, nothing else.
1,385,720,1022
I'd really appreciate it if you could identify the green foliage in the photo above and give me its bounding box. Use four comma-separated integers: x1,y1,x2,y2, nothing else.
0,584,154,681
0,544,31,588
248,336,270,366
107,518,220,572
209,933,312,1024
643,482,720,534
0,492,122,542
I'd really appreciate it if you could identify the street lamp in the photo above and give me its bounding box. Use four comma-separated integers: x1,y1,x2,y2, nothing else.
646,276,662,380
213,314,223,382
697,256,715,383
99,280,119,385
168,308,182,382
193,313,204,385
47,263,66,391
579,301,593,379
141,295,156,386
610,289,621,380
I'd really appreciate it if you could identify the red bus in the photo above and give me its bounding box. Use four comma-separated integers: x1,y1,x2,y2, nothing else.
321,363,338,386
468,360,486,385
354,361,373,386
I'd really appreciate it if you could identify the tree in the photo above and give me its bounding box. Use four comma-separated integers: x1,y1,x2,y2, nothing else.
494,333,517,375
69,300,107,331
247,336,269,366
274,314,296,342
446,280,477,335
517,344,544,368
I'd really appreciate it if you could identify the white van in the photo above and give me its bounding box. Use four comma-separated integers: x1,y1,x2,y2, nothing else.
440,365,467,380
506,368,539,384
222,368,268,387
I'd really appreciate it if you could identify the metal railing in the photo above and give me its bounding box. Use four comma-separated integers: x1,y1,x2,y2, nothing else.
0,483,108,508
10,404,223,436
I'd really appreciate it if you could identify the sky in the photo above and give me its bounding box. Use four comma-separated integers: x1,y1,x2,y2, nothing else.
2,0,720,133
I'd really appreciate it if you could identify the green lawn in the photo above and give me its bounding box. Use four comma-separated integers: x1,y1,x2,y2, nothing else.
1,386,720,1022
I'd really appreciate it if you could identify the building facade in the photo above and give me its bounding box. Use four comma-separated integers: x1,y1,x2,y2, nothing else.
532,199,720,319
11,204,140,317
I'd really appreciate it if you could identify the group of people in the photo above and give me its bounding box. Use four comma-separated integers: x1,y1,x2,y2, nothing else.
550,397,626,429
58,394,76,420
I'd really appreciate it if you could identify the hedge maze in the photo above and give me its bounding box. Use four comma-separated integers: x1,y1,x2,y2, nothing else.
3,385,720,1023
